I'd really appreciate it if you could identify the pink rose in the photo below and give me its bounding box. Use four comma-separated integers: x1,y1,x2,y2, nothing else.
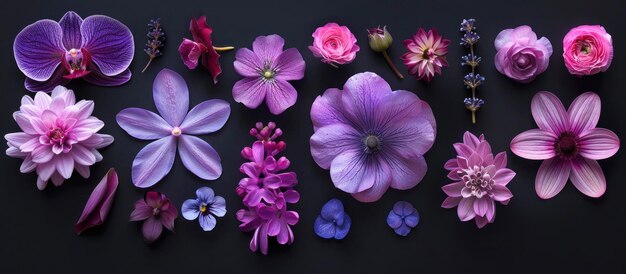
309,23,360,67
494,26,553,83
563,25,613,75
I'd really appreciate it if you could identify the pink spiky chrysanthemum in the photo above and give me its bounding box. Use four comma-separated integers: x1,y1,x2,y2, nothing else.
401,28,450,82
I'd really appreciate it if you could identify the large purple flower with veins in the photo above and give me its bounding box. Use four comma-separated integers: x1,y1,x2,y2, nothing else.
116,69,230,188
310,72,436,202
13,11,134,92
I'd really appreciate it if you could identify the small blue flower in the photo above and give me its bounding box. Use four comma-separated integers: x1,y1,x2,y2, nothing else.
461,54,481,67
387,201,420,236
460,19,476,33
464,73,485,89
460,32,480,46
314,198,351,240
182,187,226,231
464,97,485,111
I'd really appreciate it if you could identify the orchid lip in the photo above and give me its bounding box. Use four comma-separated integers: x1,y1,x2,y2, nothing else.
62,48,92,79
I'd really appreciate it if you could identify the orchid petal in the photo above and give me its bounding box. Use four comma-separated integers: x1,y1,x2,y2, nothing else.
24,67,70,92
80,15,134,76
82,66,131,86
178,135,222,180
14,19,65,82
153,69,189,127
180,99,230,135
131,136,176,188
74,168,118,235
59,11,83,50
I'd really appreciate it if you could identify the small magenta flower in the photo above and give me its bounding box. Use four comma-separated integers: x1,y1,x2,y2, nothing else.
182,187,226,231
116,68,231,188
401,28,450,82
129,191,178,243
367,26,404,79
5,86,114,190
387,201,419,236
314,198,351,240
233,35,305,115
74,168,118,235
13,11,134,92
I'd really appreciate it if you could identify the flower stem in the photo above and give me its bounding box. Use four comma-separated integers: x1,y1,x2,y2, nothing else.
329,62,339,69
472,110,476,124
382,51,404,79
141,57,153,73
213,46,234,51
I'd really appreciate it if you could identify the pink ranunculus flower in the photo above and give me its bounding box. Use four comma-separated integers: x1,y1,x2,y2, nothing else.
494,26,553,83
5,86,114,190
309,23,360,67
562,25,613,76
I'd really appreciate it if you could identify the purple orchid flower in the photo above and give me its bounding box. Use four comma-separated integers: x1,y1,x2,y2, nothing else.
13,11,134,92
129,191,178,243
116,69,230,188
74,168,118,235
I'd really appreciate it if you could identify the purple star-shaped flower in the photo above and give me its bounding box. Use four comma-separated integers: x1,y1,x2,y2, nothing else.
116,69,231,188
13,11,134,92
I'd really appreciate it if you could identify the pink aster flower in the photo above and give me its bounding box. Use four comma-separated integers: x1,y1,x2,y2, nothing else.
401,28,450,82
510,91,620,199
232,35,305,115
129,191,178,243
310,72,436,202
5,86,113,190
442,132,515,228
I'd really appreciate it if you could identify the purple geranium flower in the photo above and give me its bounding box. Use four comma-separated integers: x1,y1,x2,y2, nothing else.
129,191,178,243
310,72,436,202
314,198,351,240
116,69,230,188
387,201,419,236
182,187,226,231
233,35,305,115
13,11,134,92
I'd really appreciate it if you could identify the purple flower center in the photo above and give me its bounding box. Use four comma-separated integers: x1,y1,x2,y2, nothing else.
515,54,530,69
152,207,161,216
555,132,579,159
364,134,381,154
62,48,92,79
460,165,494,199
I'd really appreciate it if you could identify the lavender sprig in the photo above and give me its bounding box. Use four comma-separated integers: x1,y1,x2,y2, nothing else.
142,18,165,73
460,19,483,124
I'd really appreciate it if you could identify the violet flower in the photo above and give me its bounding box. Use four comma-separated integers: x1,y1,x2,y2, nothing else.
116,68,230,188
442,132,515,228
233,35,305,115
5,86,113,190
13,11,134,92
182,187,226,231
314,198,351,240
510,91,620,199
129,191,178,243
387,201,419,236
74,168,118,235
310,72,436,202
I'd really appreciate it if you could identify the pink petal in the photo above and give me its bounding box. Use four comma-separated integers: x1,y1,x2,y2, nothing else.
74,168,118,235
463,131,481,149
232,77,267,109
493,168,516,186
442,182,464,197
510,129,557,160
178,38,205,69
129,200,152,221
233,48,262,77
441,196,461,208
55,154,74,179
531,91,569,134
578,128,620,160
443,158,459,170
568,92,601,135
131,136,176,188
491,184,513,201
453,143,474,158
535,158,571,199
570,157,606,198
264,79,298,115
152,69,189,127
473,197,489,217
493,152,507,170
457,198,476,221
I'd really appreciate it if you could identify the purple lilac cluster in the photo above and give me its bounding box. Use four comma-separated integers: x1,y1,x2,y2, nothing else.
236,122,300,255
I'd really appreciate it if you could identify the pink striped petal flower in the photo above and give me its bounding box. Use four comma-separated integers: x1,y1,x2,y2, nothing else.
74,168,118,235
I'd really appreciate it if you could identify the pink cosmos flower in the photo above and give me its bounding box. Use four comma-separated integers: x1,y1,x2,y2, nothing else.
401,28,450,82
442,132,515,228
494,25,553,83
309,23,360,67
563,25,613,76
5,86,113,190
510,91,620,199
129,191,178,243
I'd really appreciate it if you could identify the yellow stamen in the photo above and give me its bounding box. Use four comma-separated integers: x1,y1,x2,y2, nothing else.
213,46,235,51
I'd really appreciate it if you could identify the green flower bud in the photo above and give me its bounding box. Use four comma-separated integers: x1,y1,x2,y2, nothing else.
367,26,393,52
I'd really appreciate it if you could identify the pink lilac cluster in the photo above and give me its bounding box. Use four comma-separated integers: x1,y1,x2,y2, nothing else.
236,122,299,255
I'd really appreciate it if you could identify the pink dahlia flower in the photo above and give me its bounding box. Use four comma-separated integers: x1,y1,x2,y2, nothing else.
563,25,613,76
5,86,113,190
401,28,450,82
310,72,436,202
510,91,620,199
442,132,515,228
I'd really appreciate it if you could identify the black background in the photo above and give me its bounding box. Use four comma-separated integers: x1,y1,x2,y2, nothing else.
1,0,625,273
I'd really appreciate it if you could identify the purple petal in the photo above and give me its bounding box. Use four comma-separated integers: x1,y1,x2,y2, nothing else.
181,199,200,220
351,173,391,203
196,186,215,203
252,34,285,62
59,11,83,50
570,157,606,198
393,223,412,236
80,15,134,76
160,204,178,232
320,198,345,221
341,72,392,128
24,67,69,92
330,149,381,194
14,19,65,81
444,158,459,171
131,136,176,188
392,201,416,216
535,157,571,199
264,79,298,115
493,168,516,186
385,118,435,159
178,135,222,180
152,69,189,127
82,66,131,86
129,200,151,221
531,91,569,135
491,184,513,201
313,217,335,239
463,131,481,149
75,168,118,235
493,151,507,170
442,197,461,208
199,214,217,231
142,216,163,243
568,92,601,135
209,196,227,217
310,88,348,131
442,182,464,197
404,214,419,228
232,77,267,109
233,48,262,77
116,108,172,140
473,197,490,217
475,216,489,229
310,124,360,169
578,128,620,160
56,154,74,179
273,48,305,81
388,154,427,191
457,198,476,221
334,214,350,239
179,99,230,135
510,129,557,160
386,213,402,229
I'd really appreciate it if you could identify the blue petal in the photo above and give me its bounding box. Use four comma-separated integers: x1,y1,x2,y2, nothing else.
199,213,217,231
393,201,416,216
404,213,420,228
386,212,403,229
181,199,200,220
313,216,335,239
394,223,412,237
334,214,351,240
321,198,344,221
196,186,215,203
209,196,227,217
334,211,346,226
